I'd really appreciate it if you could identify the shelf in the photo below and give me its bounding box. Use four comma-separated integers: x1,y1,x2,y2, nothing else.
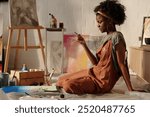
130,45,150,52
46,28,65,32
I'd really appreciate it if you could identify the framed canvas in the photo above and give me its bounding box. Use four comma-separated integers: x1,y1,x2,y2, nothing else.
141,17,150,45
9,0,39,27
46,31,64,74
49,41,63,74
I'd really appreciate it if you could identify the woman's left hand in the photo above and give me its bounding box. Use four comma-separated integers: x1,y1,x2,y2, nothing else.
132,89,146,92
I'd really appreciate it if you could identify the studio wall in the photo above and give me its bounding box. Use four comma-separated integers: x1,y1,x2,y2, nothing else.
0,0,150,70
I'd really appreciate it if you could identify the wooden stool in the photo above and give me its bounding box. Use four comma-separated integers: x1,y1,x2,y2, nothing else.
4,26,47,73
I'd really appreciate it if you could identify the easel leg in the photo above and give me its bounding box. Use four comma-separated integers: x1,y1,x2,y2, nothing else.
24,29,28,51
37,29,47,71
37,29,50,85
4,29,13,72
14,29,21,70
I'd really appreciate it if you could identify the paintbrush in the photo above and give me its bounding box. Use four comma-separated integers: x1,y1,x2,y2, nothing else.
49,68,55,80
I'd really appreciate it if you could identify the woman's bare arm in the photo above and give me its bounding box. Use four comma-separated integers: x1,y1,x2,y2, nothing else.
115,41,133,91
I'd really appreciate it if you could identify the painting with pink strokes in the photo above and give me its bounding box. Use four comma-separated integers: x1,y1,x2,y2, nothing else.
63,35,89,73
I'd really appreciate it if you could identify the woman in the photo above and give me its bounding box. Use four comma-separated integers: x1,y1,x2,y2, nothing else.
56,0,134,94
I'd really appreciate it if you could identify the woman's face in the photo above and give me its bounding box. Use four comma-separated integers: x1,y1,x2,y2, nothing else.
96,14,108,33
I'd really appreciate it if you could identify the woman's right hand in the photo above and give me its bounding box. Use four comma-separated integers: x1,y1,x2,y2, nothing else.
76,34,86,46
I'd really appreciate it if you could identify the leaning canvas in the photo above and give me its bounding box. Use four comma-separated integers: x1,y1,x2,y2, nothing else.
9,0,39,27
63,35,103,73
63,35,88,73
0,13,3,64
49,41,63,74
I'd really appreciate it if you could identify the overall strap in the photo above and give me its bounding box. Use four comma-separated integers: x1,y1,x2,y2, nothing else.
111,39,122,76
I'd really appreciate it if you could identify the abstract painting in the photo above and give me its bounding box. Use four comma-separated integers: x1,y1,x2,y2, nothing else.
63,35,89,73
63,35,103,73
9,0,39,27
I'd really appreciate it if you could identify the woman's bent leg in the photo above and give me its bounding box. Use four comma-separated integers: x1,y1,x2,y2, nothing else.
62,77,96,94
56,69,88,87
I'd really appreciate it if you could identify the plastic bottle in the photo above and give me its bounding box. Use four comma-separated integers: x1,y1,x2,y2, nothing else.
21,64,28,72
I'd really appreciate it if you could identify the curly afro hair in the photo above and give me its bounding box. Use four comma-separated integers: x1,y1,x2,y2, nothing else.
94,0,126,25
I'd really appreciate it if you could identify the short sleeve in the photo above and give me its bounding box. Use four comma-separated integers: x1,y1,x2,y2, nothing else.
112,32,128,65
112,32,126,47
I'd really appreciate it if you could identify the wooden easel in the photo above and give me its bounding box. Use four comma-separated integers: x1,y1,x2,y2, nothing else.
4,26,47,73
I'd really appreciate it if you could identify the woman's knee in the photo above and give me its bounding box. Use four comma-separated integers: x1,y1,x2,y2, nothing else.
56,75,67,85
63,81,82,94
63,81,76,93
56,77,64,86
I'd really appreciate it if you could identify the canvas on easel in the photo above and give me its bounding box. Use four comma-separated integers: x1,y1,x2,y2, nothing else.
4,0,47,76
9,0,39,27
